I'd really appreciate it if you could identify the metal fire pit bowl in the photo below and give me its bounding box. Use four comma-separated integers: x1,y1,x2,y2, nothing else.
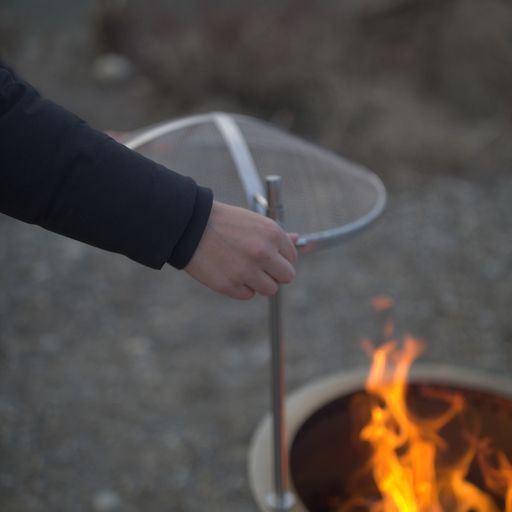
248,365,512,512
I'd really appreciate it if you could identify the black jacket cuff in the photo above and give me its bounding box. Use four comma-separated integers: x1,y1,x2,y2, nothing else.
167,185,213,269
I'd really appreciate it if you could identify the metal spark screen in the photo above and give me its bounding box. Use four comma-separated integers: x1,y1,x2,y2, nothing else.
124,112,386,253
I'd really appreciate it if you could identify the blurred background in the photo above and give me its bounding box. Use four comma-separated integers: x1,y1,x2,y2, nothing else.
1,0,512,510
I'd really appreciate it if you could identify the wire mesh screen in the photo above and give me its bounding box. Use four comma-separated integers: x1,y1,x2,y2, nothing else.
236,116,384,242
126,113,386,252
131,119,248,208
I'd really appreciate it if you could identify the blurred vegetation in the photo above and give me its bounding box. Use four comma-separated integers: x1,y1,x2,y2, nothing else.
0,7,19,59
89,0,512,176
2,0,511,176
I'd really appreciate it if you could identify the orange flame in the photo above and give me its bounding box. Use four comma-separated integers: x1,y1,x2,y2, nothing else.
476,439,512,510
371,295,395,313
340,305,512,511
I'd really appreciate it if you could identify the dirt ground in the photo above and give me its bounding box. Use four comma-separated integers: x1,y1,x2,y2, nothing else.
1,1,512,511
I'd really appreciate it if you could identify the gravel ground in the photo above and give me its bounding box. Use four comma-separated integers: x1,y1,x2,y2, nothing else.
2,3,512,511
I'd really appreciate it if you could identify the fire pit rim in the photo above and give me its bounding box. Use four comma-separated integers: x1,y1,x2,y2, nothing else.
248,364,512,512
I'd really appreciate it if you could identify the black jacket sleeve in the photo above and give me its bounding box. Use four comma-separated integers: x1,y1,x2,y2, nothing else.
0,64,213,270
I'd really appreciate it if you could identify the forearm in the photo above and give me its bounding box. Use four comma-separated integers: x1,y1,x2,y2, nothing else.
0,65,212,269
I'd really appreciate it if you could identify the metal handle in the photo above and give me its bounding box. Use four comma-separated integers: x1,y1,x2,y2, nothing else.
265,176,295,512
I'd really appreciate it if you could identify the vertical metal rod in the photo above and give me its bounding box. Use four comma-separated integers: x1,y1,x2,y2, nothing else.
265,176,295,512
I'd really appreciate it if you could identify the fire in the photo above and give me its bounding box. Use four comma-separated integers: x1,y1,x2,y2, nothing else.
339,299,512,512
476,439,512,510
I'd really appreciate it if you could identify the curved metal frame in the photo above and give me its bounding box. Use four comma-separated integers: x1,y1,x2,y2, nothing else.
125,113,214,150
124,112,387,253
292,165,386,253
213,113,267,214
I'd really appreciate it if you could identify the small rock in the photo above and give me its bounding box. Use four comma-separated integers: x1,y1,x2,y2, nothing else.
39,333,62,353
92,53,134,83
124,336,153,357
92,490,122,512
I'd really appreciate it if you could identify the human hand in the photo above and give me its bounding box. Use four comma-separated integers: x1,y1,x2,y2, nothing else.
185,201,298,300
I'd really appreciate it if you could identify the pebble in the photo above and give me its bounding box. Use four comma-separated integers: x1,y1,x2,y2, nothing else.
92,53,134,83
92,490,122,512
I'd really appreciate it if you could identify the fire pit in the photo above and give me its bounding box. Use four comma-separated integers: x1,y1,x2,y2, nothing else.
249,364,512,512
